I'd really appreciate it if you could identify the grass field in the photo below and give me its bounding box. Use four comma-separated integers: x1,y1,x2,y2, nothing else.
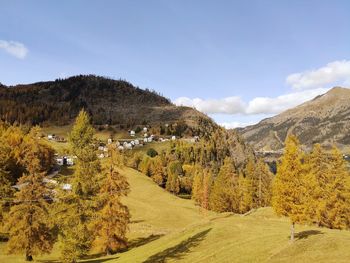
1,166,350,262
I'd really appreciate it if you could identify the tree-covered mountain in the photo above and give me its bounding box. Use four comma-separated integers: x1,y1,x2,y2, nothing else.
0,75,214,134
240,87,350,151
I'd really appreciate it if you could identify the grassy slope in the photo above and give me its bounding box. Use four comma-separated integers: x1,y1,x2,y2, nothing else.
1,167,350,262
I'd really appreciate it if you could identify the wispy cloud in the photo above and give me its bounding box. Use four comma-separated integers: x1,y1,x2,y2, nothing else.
174,96,245,114
0,40,28,59
286,60,350,90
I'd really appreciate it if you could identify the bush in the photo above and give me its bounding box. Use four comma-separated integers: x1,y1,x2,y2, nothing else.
147,148,158,158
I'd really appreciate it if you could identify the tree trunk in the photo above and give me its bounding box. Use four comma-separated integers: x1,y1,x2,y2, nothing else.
290,222,295,241
25,253,33,261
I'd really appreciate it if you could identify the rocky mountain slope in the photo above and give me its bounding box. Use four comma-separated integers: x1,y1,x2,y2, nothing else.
240,87,350,151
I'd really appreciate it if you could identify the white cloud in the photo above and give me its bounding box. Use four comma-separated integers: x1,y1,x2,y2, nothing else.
174,96,245,114
245,88,328,114
219,121,257,129
286,60,350,90
174,88,328,116
0,40,28,59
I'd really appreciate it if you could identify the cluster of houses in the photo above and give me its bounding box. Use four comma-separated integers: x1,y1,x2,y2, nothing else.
47,134,66,142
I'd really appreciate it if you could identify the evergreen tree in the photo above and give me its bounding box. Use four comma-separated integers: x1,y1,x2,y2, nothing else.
255,159,273,207
201,169,212,210
272,135,306,241
94,146,130,254
4,128,55,261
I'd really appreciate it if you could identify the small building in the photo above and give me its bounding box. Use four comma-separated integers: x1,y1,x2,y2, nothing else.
98,145,105,151
130,130,136,137
48,134,55,140
118,145,124,151
171,136,176,141
134,139,140,145
56,157,64,166
98,153,105,159
62,184,72,191
66,157,74,166
107,138,113,144
144,133,148,138
143,127,148,132
125,143,132,150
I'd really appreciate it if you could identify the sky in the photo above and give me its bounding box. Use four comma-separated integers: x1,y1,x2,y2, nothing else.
1,0,350,128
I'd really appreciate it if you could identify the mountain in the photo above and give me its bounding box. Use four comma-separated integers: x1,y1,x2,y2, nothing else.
240,87,350,151
0,75,215,135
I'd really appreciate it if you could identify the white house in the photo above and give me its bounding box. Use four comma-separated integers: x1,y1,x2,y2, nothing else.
143,127,148,132
118,145,124,151
144,133,148,138
134,139,140,145
171,136,176,141
98,145,104,151
130,130,136,136
107,138,113,144
103,146,108,152
130,140,135,146
98,153,105,159
125,143,133,150
62,184,72,191
66,157,74,166
48,134,55,140
56,157,64,166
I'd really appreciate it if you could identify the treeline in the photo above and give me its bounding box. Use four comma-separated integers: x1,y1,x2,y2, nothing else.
273,135,350,240
128,128,273,214
0,110,130,262
0,75,170,125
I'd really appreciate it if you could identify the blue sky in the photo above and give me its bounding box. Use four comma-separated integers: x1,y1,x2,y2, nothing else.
1,0,350,127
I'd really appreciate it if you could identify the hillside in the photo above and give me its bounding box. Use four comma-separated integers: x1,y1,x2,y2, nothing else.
240,87,350,151
0,75,214,134
2,167,350,263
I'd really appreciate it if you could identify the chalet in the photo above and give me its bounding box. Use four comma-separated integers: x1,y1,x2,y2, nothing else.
134,139,140,145
56,156,74,166
143,127,148,132
107,138,113,144
48,134,55,140
130,130,136,136
125,143,133,150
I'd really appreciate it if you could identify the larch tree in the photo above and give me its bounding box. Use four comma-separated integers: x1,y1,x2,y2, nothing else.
150,156,165,186
165,161,181,194
272,135,306,241
94,145,130,255
57,109,101,262
4,127,55,261
210,157,239,212
191,169,203,205
255,159,273,207
321,147,350,229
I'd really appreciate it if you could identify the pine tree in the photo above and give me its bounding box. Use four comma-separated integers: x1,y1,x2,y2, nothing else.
272,135,306,241
94,146,130,255
58,110,101,262
4,128,55,261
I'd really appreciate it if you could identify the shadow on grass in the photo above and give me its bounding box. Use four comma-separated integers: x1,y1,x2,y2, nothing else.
142,228,212,263
129,234,164,249
38,257,116,263
295,230,323,240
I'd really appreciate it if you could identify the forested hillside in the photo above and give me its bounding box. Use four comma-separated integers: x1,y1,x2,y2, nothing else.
0,75,213,135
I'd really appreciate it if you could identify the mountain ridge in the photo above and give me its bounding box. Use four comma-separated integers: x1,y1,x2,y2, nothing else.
240,87,350,151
